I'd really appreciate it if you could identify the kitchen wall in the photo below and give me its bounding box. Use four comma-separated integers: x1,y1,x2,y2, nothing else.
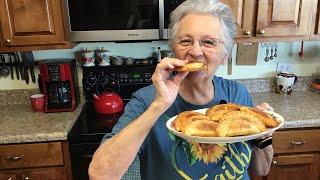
0,41,319,90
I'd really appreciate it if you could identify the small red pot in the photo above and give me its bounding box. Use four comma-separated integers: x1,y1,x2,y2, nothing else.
93,92,124,114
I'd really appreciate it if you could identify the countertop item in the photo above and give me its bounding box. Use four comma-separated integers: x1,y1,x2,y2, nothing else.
0,91,319,145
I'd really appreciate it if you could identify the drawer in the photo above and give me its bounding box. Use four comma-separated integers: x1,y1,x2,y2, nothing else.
0,142,64,170
273,129,320,153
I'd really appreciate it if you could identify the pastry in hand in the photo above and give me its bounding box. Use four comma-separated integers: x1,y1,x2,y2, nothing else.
184,120,219,137
175,62,207,72
240,106,279,127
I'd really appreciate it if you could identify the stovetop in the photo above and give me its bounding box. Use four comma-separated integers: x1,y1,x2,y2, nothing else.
68,102,125,144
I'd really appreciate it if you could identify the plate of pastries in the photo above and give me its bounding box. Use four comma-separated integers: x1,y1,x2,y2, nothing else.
166,103,284,144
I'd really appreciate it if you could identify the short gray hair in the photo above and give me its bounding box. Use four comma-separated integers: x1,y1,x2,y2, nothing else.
169,0,237,55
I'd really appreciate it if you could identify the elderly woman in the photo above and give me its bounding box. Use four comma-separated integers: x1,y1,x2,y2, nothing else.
89,0,274,179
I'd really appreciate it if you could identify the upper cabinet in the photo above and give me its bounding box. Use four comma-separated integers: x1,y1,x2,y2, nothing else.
222,0,315,43
310,0,320,40
0,0,73,52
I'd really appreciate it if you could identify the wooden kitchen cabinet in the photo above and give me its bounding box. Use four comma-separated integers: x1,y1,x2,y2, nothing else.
0,0,73,53
0,141,72,180
252,128,320,180
221,0,314,43
309,0,320,40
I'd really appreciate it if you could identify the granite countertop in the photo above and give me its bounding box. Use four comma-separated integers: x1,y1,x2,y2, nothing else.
0,102,83,144
252,90,320,129
0,90,319,145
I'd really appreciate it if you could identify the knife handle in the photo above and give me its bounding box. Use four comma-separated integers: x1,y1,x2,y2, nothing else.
14,53,20,80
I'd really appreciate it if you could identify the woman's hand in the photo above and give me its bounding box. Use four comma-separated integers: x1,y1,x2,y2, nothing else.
151,57,189,108
255,102,274,138
256,102,274,112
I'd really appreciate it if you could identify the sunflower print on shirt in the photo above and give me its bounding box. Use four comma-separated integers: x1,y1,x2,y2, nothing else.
166,115,253,180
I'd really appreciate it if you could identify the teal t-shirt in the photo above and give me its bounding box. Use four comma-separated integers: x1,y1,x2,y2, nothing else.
102,76,254,180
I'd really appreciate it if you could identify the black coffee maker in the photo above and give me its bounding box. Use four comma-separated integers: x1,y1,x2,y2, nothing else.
38,59,79,113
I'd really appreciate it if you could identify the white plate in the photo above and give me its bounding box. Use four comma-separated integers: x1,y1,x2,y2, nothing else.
166,108,284,144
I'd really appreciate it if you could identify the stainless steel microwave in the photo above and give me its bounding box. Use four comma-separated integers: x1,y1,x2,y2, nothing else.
65,0,185,42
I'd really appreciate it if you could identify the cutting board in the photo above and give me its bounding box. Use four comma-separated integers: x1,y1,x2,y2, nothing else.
236,43,259,65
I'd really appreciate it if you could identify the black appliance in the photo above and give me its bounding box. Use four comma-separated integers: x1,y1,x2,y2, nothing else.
38,59,80,113
65,0,185,42
68,64,156,180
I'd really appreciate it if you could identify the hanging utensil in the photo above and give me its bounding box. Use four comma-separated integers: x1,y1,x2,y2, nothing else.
270,46,274,60
20,52,29,84
227,55,232,75
15,52,24,80
274,47,278,57
9,53,14,79
1,54,9,76
13,52,20,80
298,41,304,57
25,51,36,83
264,47,269,62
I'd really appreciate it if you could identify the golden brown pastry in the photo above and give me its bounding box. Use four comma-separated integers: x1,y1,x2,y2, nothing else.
184,120,219,137
175,62,207,72
216,118,261,137
206,103,241,122
222,111,266,132
180,115,211,134
173,111,204,132
240,106,279,127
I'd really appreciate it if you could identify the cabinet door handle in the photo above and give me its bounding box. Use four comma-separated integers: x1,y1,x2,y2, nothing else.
244,31,251,35
24,176,29,180
8,178,12,180
6,155,23,161
259,30,265,34
5,39,11,44
290,141,306,145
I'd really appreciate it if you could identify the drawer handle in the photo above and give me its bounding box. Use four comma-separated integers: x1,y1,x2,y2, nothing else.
6,155,23,161
290,141,306,145
24,176,29,180
272,160,278,166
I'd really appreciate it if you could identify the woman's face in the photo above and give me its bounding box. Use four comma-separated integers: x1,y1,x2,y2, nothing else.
172,13,226,81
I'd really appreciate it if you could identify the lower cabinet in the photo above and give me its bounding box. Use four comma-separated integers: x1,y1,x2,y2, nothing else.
252,128,320,180
0,141,72,180
0,168,65,180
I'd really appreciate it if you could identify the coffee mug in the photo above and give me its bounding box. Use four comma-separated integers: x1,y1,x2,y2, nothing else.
276,72,297,95
112,56,124,65
96,48,110,66
81,48,95,67
30,94,44,112
124,57,134,65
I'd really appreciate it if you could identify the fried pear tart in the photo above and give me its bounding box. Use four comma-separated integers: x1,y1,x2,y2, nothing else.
240,106,279,127
173,111,204,132
206,103,241,122
175,62,207,72
184,120,219,137
172,103,280,138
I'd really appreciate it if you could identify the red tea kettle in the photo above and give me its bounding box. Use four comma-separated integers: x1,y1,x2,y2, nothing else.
93,91,124,114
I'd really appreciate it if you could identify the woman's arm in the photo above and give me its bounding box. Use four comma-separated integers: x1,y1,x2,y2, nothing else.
88,101,167,180
88,58,189,180
248,103,275,176
248,143,274,176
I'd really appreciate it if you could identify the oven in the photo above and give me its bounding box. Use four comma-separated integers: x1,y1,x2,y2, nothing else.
68,64,156,180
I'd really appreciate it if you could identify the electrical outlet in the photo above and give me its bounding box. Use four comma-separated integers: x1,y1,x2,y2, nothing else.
276,63,292,73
